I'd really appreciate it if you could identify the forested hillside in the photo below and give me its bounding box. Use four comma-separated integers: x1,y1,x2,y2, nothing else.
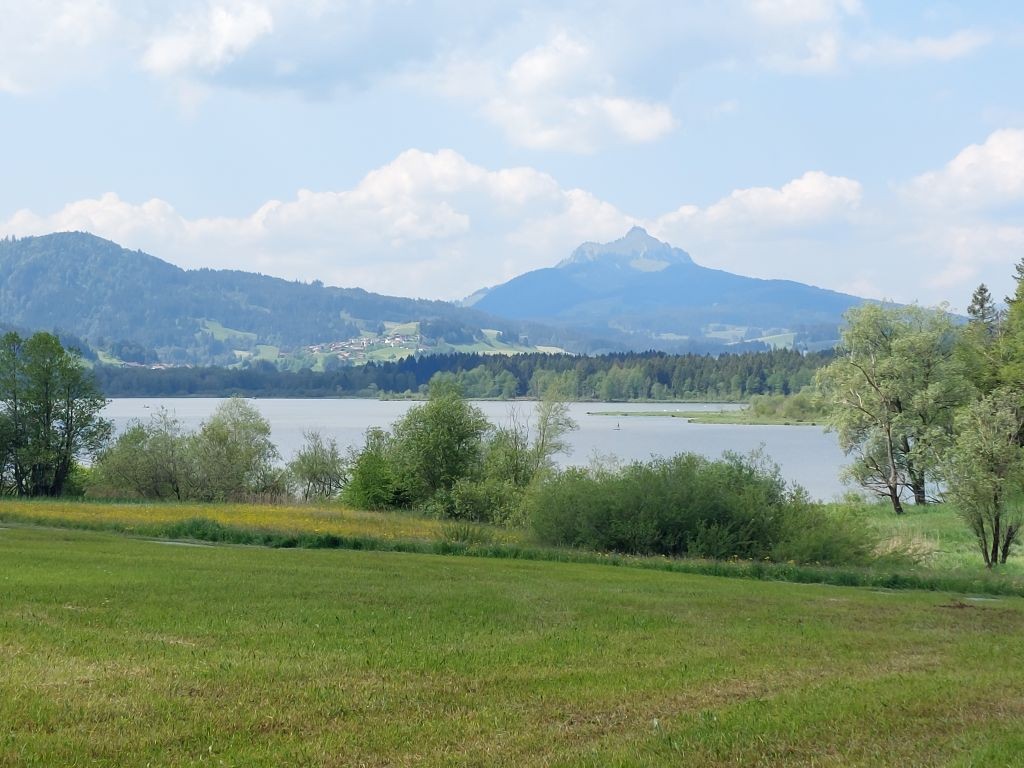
0,232,571,363
0,232,853,366
95,348,831,399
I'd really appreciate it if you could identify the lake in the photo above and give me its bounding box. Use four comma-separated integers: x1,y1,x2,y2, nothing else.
102,399,851,500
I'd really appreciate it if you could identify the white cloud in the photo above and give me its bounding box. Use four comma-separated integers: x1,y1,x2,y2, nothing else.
431,32,677,152
142,2,274,77
0,0,993,140
645,170,864,292
655,170,861,232
852,30,991,63
0,0,122,93
506,33,593,95
2,150,630,298
748,0,856,74
595,98,677,143
922,225,1024,299
1,152,871,300
747,0,988,75
905,129,1024,209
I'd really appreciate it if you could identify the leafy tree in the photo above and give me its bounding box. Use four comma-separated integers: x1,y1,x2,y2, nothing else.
0,410,16,495
91,409,189,500
0,331,111,497
1000,266,1024,392
530,387,578,476
959,283,1004,395
287,431,348,501
482,392,577,489
941,390,1024,567
388,382,490,505
344,427,404,510
187,397,281,501
342,385,578,522
816,304,971,513
483,408,534,488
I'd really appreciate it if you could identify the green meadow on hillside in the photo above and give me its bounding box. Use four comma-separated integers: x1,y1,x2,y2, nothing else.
3,525,1024,767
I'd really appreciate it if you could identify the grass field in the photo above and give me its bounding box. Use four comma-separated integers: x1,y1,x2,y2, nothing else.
254,344,279,361
384,321,420,336
200,319,257,343
3,525,1024,766
3,498,1022,593
855,501,1024,577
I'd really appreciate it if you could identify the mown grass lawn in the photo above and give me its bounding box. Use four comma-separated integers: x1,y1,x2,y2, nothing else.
2,526,1024,766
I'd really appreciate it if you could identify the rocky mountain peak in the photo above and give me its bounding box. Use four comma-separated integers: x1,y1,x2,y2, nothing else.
556,227,693,272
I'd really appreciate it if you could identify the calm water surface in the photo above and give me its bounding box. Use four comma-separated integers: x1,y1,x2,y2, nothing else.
103,399,850,500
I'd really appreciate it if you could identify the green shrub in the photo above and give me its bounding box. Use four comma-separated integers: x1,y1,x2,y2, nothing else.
771,506,880,566
449,477,525,525
528,451,879,565
344,431,405,510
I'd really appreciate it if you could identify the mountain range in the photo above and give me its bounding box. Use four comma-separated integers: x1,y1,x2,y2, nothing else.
0,229,866,366
468,227,863,349
0,232,568,366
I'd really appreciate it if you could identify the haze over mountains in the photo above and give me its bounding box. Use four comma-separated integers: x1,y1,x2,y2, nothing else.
0,230,867,366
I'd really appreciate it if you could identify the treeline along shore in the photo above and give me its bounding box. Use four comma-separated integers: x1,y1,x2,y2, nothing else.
94,348,831,400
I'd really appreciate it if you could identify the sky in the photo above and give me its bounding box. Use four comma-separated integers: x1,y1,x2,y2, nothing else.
1,0,1023,310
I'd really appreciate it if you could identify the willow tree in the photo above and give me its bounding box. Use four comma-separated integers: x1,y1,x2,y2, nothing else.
942,390,1024,567
816,304,971,513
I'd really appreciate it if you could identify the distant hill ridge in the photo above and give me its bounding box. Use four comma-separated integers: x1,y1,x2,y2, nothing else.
0,230,864,364
468,227,865,348
0,232,560,365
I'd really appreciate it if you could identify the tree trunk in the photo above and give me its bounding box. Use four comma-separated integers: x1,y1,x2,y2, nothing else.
884,426,903,514
1001,523,1018,564
887,485,904,515
977,519,992,568
991,512,1002,568
905,451,928,505
911,478,927,505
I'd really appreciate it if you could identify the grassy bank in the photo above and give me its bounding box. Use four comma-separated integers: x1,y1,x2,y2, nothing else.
0,498,521,545
854,500,1024,576
2,499,1023,597
2,526,1023,766
588,408,823,425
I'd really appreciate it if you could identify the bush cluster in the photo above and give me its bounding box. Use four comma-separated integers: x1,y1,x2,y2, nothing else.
89,398,288,502
344,382,575,524
527,452,878,565
748,390,825,422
